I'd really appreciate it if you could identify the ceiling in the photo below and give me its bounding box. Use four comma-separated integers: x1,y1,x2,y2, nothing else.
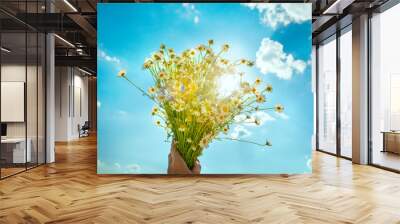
0,0,393,75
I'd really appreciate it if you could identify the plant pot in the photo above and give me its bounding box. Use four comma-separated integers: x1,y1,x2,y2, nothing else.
167,141,201,174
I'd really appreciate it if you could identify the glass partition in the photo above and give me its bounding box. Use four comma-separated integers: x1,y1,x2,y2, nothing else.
27,30,38,169
339,28,352,158
371,4,400,171
0,1,46,179
38,32,45,165
1,30,28,177
317,36,337,154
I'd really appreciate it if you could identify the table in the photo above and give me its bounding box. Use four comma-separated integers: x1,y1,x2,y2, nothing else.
1,138,31,163
381,131,400,154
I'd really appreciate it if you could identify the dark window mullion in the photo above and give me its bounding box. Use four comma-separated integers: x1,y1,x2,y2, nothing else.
316,45,320,151
0,23,2,179
36,0,39,167
25,0,28,171
336,28,341,157
367,11,373,165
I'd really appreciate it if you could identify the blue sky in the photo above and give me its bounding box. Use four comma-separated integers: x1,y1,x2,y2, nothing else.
97,3,313,174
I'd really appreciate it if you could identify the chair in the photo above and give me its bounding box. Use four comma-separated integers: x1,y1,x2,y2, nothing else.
78,121,90,138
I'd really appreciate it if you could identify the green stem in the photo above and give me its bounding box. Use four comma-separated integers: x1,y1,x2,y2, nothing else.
215,137,269,147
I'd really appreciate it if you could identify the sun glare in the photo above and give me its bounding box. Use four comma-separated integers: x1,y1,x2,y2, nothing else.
217,74,241,98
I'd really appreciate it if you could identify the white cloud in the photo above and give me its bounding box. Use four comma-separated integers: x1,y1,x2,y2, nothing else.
217,74,241,98
253,111,275,125
235,111,275,127
256,38,307,80
182,3,196,12
98,160,141,174
307,52,313,66
230,125,251,139
180,3,200,24
275,112,289,120
307,158,312,170
126,164,141,173
98,49,120,65
117,110,128,116
97,160,104,167
194,15,200,24
242,3,311,29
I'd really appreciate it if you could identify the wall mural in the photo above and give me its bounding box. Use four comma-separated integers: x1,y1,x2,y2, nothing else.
97,3,313,174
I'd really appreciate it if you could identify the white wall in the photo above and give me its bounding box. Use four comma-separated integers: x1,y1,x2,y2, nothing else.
55,66,69,141
72,73,89,138
55,67,89,141
1,65,26,139
1,82,25,122
1,63,46,164
1,65,40,137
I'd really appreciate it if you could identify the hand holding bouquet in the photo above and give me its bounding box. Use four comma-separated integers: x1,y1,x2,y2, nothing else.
118,40,283,173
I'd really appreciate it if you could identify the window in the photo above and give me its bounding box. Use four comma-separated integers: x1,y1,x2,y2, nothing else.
371,3,400,171
339,28,352,158
317,36,337,154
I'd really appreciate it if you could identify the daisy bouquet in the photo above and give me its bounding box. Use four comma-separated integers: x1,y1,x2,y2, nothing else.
118,40,283,172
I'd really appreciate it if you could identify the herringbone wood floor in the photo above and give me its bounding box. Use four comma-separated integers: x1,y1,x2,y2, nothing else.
1,135,400,224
